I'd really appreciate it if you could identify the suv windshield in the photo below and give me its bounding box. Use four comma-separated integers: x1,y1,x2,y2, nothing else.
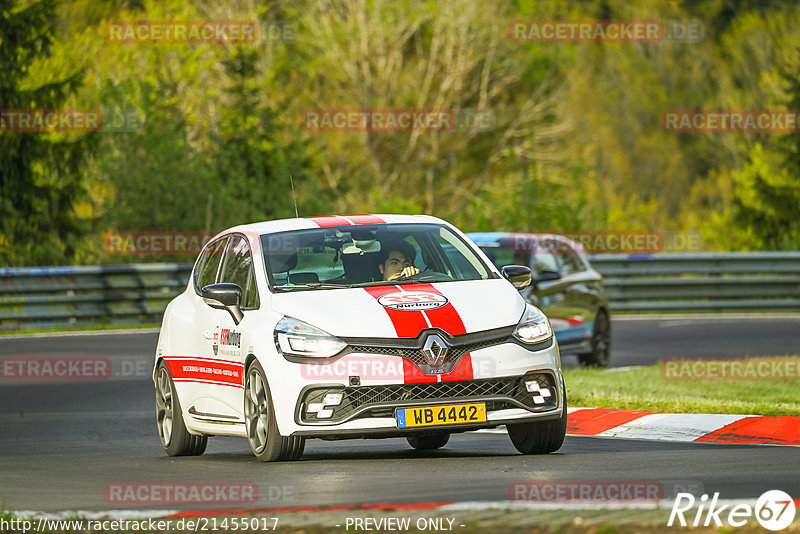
261,223,492,291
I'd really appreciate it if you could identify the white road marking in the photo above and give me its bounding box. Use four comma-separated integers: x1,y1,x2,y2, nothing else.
597,413,753,442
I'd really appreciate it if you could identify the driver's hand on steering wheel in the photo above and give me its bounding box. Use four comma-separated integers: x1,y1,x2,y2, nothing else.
389,266,420,280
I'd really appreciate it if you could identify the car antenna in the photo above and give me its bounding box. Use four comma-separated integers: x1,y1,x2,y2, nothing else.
289,174,299,218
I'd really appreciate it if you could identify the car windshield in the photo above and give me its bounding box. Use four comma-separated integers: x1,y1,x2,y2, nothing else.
474,237,533,270
261,223,492,291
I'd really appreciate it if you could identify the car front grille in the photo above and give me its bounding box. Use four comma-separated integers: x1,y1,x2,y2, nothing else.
347,337,504,374
298,373,558,424
341,326,516,374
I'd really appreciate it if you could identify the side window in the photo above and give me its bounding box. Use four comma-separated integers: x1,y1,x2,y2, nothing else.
219,236,257,308
555,241,585,276
244,267,259,308
194,238,228,290
532,250,559,277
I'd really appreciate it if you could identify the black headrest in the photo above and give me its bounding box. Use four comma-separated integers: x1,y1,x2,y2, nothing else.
289,272,319,284
342,252,380,283
269,252,298,273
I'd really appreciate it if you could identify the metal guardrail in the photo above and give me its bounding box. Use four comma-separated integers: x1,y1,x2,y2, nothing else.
591,252,800,312
0,264,193,331
0,253,798,330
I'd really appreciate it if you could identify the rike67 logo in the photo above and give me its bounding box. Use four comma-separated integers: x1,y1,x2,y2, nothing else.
669,490,796,531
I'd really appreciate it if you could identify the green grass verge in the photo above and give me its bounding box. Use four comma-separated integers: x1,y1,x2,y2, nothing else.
563,357,800,416
0,323,160,336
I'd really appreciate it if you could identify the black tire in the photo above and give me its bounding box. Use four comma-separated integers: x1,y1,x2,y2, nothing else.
244,360,304,462
407,433,450,450
578,310,611,367
507,377,567,454
155,362,208,456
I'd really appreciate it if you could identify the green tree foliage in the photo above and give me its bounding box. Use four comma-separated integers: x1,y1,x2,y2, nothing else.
0,0,95,265
727,143,800,249
4,0,800,265
211,46,316,227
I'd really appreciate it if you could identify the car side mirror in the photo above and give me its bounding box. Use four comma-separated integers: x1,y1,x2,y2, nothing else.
201,283,244,325
501,265,531,291
531,269,561,288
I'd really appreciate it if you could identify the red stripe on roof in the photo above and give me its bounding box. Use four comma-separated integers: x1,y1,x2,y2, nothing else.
305,215,352,227
305,214,385,227
566,408,655,435
694,416,800,445
342,214,385,225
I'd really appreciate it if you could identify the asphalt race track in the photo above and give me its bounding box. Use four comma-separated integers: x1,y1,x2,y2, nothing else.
1,317,798,513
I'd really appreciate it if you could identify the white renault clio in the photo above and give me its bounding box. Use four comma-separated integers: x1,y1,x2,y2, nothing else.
154,214,566,461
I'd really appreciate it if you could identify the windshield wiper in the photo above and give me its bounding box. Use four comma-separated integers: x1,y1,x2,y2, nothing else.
273,282,354,290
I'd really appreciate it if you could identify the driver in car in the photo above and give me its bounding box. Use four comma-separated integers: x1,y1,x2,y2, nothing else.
378,240,421,281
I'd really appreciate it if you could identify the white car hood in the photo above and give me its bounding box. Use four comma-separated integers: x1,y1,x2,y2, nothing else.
269,278,525,339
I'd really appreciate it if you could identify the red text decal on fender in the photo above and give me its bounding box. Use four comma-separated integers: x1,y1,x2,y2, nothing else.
164,357,244,389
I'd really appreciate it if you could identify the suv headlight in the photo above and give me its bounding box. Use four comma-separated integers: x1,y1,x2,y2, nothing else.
275,317,346,358
513,306,553,345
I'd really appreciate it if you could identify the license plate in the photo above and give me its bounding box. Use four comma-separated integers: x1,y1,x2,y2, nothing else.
395,403,486,428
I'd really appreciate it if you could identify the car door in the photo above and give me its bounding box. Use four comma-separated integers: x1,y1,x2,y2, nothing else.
550,237,597,350
169,237,229,422
191,234,257,423
522,240,575,345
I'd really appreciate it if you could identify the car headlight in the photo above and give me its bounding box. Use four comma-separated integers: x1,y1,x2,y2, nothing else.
513,306,553,345
275,317,346,358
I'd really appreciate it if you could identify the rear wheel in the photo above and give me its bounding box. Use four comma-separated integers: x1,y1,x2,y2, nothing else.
407,433,450,450
244,360,304,462
155,362,207,456
578,310,611,367
507,378,567,455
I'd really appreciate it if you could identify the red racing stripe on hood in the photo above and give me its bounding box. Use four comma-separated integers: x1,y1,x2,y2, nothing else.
363,285,434,384
411,283,473,382
364,283,473,383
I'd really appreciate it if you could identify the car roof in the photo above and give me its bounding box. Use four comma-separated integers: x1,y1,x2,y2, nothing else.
216,214,448,240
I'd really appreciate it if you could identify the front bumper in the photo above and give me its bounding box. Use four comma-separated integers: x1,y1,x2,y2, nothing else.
297,371,559,424
292,371,563,440
267,336,563,437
